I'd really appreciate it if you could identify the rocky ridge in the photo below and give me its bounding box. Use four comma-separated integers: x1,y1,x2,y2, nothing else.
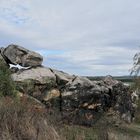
0,44,138,125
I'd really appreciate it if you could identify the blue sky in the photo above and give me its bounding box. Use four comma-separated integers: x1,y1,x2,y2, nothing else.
0,0,140,76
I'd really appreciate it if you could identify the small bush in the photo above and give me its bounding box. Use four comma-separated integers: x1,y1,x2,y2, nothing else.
0,60,17,97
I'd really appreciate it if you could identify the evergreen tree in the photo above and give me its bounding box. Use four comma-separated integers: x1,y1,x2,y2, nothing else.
0,60,16,97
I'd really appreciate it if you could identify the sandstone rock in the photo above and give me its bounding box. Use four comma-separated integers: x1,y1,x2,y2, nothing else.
51,69,75,85
12,67,57,100
12,66,56,84
42,88,60,101
67,76,95,88
10,60,135,125
61,76,100,99
111,82,135,123
56,76,135,125
12,65,135,125
0,44,136,126
103,75,119,86
2,44,43,67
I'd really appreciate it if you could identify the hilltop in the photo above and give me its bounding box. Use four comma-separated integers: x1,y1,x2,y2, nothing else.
0,44,140,140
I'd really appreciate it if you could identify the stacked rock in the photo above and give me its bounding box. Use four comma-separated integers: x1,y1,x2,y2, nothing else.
0,44,43,67
0,44,138,125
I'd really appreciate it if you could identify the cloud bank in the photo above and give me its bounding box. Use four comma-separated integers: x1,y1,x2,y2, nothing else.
0,0,140,76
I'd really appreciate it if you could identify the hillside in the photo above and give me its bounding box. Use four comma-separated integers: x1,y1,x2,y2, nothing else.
0,44,140,140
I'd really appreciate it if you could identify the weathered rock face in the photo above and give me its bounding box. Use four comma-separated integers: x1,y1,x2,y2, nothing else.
11,66,135,125
111,83,135,123
58,75,134,125
1,44,43,67
12,67,56,84
1,44,136,125
50,69,75,85
12,67,57,100
103,75,119,86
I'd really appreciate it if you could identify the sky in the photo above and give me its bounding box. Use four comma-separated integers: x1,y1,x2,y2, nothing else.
0,0,140,76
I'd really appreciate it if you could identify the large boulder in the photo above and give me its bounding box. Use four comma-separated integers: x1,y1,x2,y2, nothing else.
112,82,134,123
12,67,57,100
12,67,56,84
56,76,135,125
50,69,75,85
1,44,43,67
103,75,119,86
61,76,101,97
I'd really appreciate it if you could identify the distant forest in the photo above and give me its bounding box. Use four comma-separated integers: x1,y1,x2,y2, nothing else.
87,76,135,83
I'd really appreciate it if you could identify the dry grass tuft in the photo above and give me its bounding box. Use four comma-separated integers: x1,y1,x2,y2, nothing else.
0,96,61,140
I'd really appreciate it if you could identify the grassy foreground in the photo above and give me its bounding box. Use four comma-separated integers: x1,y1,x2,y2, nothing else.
0,96,139,140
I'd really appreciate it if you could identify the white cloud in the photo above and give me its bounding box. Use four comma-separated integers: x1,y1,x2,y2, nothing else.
0,0,140,75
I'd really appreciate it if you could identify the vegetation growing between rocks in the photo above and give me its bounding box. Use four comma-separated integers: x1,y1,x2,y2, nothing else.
0,60,17,97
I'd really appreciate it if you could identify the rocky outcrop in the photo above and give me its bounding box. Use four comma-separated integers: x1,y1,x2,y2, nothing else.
0,44,137,125
12,67,57,100
50,69,75,85
59,75,135,125
12,67,56,85
0,44,43,67
11,66,135,125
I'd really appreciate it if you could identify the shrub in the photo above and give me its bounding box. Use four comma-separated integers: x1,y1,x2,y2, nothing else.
0,60,17,97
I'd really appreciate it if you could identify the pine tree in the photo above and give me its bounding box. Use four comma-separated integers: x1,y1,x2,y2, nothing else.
0,60,16,97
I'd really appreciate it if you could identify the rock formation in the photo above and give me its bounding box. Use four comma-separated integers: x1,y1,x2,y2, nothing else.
0,44,138,125
0,44,43,67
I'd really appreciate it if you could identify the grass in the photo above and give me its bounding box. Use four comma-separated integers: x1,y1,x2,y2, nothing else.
0,95,139,140
0,96,61,140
